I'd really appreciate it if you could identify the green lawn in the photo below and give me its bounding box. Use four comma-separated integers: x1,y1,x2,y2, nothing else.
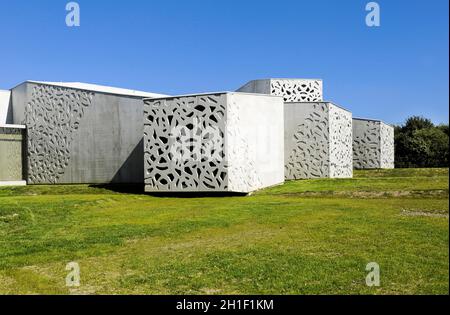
0,168,448,295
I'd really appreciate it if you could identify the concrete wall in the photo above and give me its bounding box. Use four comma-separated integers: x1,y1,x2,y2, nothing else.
10,82,153,184
226,93,284,192
380,122,395,168
353,118,394,169
284,102,353,179
236,79,323,102
143,92,284,193
0,126,25,181
329,104,353,178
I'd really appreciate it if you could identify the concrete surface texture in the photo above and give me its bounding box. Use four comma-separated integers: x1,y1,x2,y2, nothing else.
0,90,12,124
0,125,25,182
236,79,323,102
10,81,167,184
284,102,353,179
353,118,395,169
143,92,284,193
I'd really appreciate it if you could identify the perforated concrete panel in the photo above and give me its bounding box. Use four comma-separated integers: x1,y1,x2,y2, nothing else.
143,92,284,193
284,102,353,179
236,79,323,102
353,118,394,169
10,81,167,184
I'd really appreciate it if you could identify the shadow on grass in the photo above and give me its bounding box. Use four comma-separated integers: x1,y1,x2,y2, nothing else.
89,184,248,198
88,184,145,194
144,191,249,198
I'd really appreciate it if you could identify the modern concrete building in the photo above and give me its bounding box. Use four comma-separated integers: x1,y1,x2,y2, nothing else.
236,78,323,102
353,118,395,169
284,102,353,179
7,81,167,184
143,92,285,193
1,76,394,191
236,79,352,179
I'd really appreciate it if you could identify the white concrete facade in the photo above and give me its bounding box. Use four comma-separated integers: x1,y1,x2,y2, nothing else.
143,92,285,193
353,118,395,169
236,79,323,102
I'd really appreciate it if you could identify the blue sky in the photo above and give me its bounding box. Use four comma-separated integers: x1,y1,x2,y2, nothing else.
0,0,448,124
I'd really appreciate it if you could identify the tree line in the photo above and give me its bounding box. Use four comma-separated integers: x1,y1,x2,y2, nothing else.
394,116,449,168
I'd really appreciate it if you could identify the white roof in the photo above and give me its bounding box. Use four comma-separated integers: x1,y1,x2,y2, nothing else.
28,81,167,98
0,90,11,125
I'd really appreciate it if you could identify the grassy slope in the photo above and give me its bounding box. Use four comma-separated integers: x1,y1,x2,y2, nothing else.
0,168,448,295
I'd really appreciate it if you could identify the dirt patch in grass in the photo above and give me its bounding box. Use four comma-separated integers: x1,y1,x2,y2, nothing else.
274,190,448,199
401,209,449,218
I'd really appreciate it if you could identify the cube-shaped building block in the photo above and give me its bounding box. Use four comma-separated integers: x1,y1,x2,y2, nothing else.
353,118,395,169
285,102,353,179
143,92,284,193
236,79,323,102
9,81,167,184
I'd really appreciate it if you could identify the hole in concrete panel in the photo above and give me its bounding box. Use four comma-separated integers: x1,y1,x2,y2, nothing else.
195,105,205,111
184,167,193,175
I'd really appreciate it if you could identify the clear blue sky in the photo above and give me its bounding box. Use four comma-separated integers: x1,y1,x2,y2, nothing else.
0,0,448,124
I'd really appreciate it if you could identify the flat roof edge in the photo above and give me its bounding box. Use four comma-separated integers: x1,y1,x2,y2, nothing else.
10,81,167,99
143,91,284,101
244,78,323,82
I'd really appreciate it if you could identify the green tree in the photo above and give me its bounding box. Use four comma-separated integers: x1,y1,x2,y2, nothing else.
403,116,434,133
394,116,449,168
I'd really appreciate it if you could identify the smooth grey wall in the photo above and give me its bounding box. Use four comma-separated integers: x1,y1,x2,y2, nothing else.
11,82,147,184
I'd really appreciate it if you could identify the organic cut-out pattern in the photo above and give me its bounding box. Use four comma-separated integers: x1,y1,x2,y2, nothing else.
353,120,394,169
271,79,322,102
329,105,353,178
380,123,395,168
353,119,394,169
285,103,352,179
285,103,330,179
25,84,93,184
353,120,382,169
144,94,228,191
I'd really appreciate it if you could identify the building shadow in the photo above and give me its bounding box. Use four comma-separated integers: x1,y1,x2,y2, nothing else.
144,191,249,198
88,183,145,194
89,138,249,198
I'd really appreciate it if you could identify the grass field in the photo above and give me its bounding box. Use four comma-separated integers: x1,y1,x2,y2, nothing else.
0,168,448,295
